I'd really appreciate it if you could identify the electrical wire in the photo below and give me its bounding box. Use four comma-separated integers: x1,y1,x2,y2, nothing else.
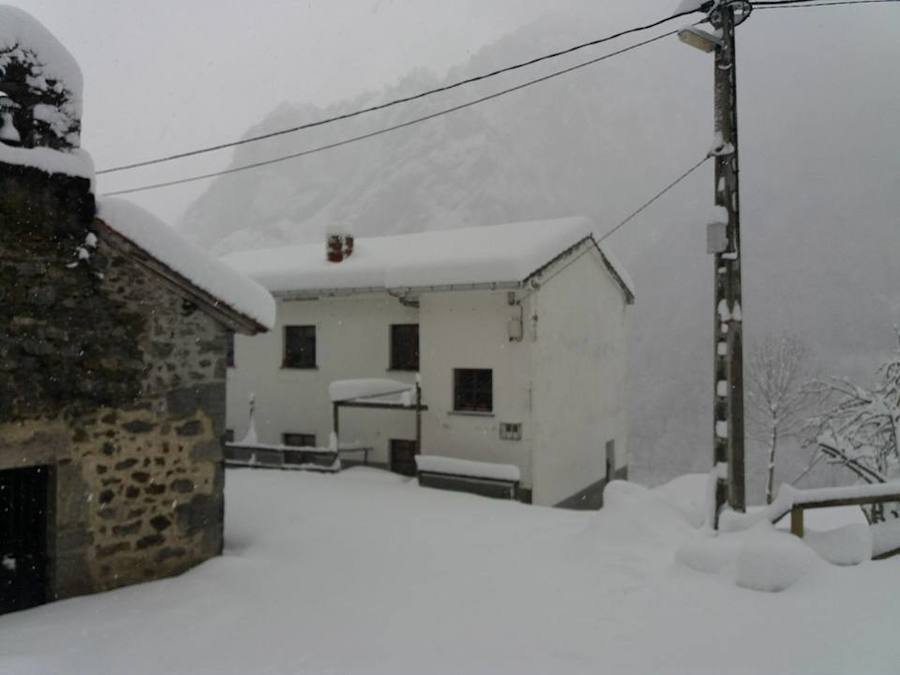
97,7,706,175
596,155,710,243
755,0,899,7
102,30,678,197
754,0,897,5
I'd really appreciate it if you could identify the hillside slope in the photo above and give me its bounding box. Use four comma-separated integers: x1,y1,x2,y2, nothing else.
181,6,900,495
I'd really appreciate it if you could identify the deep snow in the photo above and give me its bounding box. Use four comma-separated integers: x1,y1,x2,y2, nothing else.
1,469,898,674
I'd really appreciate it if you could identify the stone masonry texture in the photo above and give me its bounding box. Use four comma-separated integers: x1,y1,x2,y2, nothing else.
0,161,228,603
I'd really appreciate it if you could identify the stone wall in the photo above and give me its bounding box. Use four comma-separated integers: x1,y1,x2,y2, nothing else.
0,161,228,601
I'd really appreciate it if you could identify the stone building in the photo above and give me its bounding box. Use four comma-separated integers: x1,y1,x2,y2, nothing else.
0,7,275,615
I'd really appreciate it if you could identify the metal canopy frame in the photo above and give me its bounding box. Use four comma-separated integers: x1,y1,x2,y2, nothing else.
332,382,427,456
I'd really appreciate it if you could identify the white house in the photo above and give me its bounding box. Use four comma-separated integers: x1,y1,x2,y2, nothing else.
222,216,634,508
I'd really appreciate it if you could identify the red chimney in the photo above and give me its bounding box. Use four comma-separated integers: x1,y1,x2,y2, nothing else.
326,230,354,263
327,233,343,263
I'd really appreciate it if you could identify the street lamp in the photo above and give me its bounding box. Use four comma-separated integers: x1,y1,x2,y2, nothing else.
678,26,723,52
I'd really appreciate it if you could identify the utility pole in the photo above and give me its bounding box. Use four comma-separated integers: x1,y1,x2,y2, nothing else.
680,0,751,526
711,1,746,520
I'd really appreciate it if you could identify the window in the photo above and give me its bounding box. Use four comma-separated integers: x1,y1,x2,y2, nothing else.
283,432,316,448
453,368,493,413
226,331,235,368
283,325,316,368
390,324,419,371
223,429,234,444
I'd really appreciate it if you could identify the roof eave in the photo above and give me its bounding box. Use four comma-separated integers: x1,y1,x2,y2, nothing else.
95,219,269,335
274,280,524,301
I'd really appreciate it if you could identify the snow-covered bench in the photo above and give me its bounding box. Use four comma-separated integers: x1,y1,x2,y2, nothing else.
767,483,900,558
415,455,521,501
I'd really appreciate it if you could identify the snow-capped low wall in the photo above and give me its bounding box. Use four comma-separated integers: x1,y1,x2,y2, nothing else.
415,455,521,482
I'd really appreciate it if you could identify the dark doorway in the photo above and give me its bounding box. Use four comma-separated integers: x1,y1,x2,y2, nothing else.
606,440,616,482
0,465,51,615
390,439,418,477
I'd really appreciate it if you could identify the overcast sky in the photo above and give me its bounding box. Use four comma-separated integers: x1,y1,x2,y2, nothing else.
11,0,899,229
12,0,600,224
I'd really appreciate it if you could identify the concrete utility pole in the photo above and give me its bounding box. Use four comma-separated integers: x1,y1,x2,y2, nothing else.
710,2,747,520
679,1,751,526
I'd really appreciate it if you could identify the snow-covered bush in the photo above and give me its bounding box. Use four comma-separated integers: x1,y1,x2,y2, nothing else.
806,329,900,522
0,6,82,149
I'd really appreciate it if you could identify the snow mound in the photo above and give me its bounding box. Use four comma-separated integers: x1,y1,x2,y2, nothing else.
735,530,819,593
675,535,742,574
804,523,872,566
98,199,276,330
603,480,698,533
653,473,708,528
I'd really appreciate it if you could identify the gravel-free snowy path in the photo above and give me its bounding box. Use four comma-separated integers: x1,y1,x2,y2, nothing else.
1,468,898,674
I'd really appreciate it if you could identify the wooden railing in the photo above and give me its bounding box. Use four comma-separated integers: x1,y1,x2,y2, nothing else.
767,482,900,558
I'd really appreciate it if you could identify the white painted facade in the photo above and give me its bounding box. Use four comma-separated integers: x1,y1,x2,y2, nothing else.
225,221,632,506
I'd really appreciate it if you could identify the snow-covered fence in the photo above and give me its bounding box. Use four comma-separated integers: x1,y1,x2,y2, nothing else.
225,442,340,473
766,482,900,558
415,455,521,501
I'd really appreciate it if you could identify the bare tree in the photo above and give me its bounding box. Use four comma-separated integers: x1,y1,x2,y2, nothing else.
806,329,900,522
747,333,815,503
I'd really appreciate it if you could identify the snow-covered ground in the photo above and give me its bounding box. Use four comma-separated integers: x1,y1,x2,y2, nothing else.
1,469,899,675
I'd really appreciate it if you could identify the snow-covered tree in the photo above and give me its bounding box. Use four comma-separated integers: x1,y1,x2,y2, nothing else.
0,6,83,150
747,333,816,504
806,330,900,522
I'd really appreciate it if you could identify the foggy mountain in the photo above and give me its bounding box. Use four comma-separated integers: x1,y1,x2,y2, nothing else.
181,5,900,499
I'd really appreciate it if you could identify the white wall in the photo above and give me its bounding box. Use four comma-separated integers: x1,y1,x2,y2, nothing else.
418,290,536,488
530,245,630,506
227,254,630,507
227,294,419,465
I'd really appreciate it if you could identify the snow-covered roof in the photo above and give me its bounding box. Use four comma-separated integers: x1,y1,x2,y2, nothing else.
222,216,634,302
97,199,276,332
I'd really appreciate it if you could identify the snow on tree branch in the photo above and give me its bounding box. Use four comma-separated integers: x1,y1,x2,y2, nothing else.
805,328,900,521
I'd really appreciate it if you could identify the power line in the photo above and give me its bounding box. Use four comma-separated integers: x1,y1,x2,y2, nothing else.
102,31,678,198
97,7,706,175
755,0,898,8
597,155,710,242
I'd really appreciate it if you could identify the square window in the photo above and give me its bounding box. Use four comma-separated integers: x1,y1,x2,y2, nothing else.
390,324,419,371
283,325,316,369
453,369,493,413
283,433,316,448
